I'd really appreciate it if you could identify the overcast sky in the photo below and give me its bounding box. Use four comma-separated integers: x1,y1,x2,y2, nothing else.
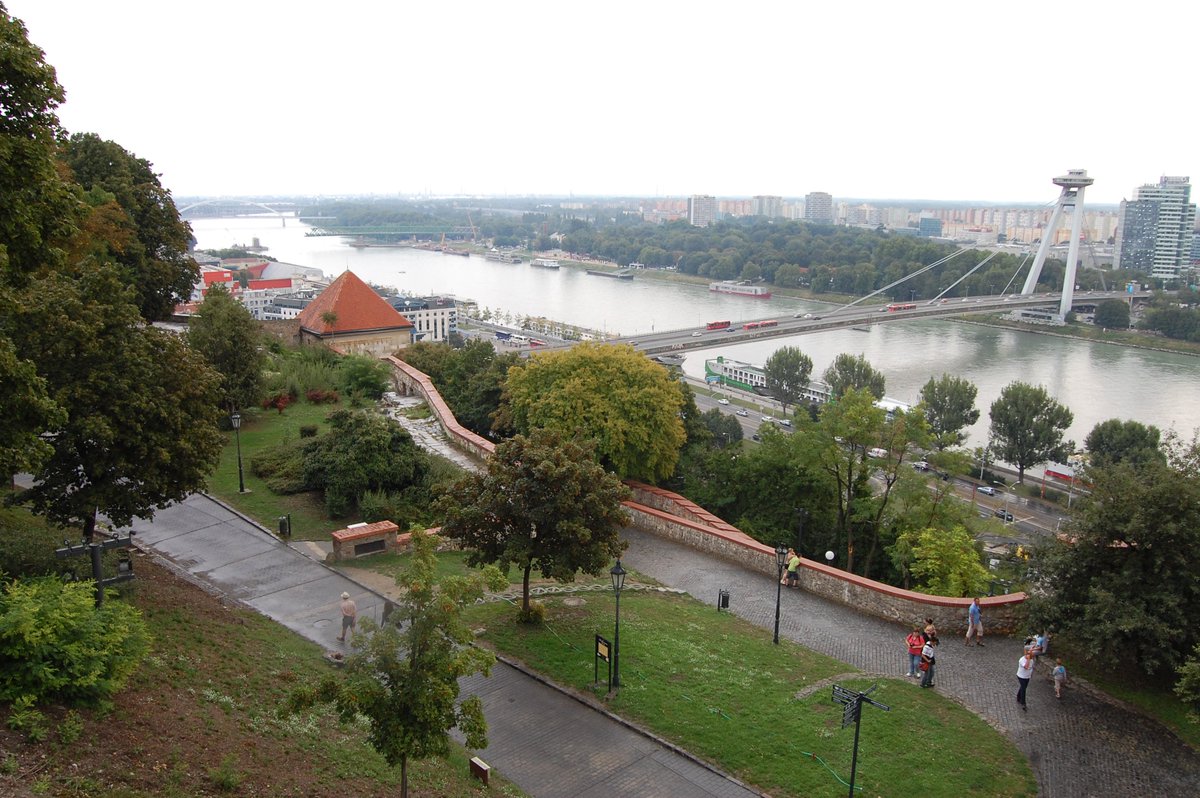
10,1,1194,205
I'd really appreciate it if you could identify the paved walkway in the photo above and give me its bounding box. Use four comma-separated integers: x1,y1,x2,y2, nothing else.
123,494,759,798
619,527,1200,797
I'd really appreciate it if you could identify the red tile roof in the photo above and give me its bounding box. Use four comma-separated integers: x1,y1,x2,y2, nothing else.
297,271,412,335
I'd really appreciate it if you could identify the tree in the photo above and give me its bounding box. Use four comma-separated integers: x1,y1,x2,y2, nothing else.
1025,446,1200,678
0,333,62,476
339,353,391,400
823,353,885,400
891,526,990,597
919,374,980,450
11,265,225,540
763,346,813,416
988,382,1073,484
0,6,76,281
186,283,266,412
302,408,429,517
1084,418,1165,469
438,429,629,618
1093,299,1131,330
306,529,505,798
499,342,686,482
63,133,197,322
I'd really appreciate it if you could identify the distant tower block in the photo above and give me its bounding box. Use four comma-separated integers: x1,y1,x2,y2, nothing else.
1021,169,1094,319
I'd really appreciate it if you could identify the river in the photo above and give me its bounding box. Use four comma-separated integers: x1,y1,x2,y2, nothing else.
190,215,1200,453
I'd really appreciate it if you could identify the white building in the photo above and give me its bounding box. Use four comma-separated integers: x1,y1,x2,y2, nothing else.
1114,176,1196,280
688,195,717,227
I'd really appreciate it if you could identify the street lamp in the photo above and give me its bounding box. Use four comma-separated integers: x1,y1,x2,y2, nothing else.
610,560,626,688
773,543,788,644
231,411,246,493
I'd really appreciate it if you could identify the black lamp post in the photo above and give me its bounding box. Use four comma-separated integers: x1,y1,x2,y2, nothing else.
774,543,788,644
231,411,246,493
610,560,626,687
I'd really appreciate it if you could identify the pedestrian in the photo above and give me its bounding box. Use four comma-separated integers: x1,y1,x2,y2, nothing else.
919,636,937,688
965,597,984,646
923,617,938,644
1052,658,1069,699
785,548,801,589
337,591,357,643
1016,649,1036,711
905,625,925,677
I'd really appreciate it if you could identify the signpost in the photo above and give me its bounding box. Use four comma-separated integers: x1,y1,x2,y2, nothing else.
831,683,890,797
55,531,137,607
594,634,612,692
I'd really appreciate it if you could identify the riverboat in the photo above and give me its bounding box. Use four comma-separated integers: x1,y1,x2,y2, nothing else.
484,250,522,264
530,258,561,269
709,281,771,298
586,269,634,280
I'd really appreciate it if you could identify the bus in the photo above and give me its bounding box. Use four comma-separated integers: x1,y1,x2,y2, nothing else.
529,339,547,347
886,302,917,312
743,321,761,329
760,319,778,328
706,320,732,330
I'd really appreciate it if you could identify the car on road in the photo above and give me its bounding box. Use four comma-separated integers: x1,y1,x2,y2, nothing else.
777,419,792,427
717,398,730,405
725,326,738,332
795,312,814,319
810,315,822,320
735,409,749,417
761,415,774,422
978,485,997,496
691,331,703,337
912,461,930,471
993,508,1015,522
751,433,761,441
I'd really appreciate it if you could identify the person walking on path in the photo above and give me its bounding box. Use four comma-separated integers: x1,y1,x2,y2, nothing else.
1016,649,1036,711
965,597,984,646
1052,659,1069,699
337,591,357,643
919,636,937,688
784,548,801,589
905,625,925,677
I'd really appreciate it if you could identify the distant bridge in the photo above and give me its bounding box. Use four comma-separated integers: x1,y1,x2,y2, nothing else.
178,199,299,218
304,225,477,238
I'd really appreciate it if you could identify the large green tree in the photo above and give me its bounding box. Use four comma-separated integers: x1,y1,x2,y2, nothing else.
919,374,980,450
499,342,686,482
308,529,504,798
1026,442,1200,678
438,429,629,617
1084,418,1165,470
890,525,989,597
62,133,197,322
11,265,225,540
186,283,266,412
823,353,885,400
0,332,62,476
763,345,813,416
1093,299,1131,330
988,381,1073,484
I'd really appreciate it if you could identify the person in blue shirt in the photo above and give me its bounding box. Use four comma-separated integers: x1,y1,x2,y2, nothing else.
1052,659,1068,699
965,597,984,647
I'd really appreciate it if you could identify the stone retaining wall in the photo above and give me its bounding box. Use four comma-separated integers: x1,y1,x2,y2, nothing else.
382,356,1026,634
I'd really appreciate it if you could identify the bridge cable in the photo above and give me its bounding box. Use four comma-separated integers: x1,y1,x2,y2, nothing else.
831,248,970,314
927,251,999,303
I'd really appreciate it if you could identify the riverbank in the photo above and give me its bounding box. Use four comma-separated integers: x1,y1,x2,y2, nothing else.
957,316,1200,358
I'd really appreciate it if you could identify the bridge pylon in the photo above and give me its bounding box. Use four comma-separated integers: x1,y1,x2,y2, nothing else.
1020,169,1094,319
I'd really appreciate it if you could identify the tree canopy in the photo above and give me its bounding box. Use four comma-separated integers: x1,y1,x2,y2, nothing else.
918,374,980,450
437,429,629,617
186,283,266,412
1084,418,1165,470
763,346,813,416
1093,299,1131,330
988,382,1073,483
823,353,885,400
499,342,686,482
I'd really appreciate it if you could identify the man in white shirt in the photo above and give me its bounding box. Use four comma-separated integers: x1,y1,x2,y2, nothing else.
1016,649,1036,711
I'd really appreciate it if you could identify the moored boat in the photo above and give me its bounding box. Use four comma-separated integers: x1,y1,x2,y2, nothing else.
709,280,771,298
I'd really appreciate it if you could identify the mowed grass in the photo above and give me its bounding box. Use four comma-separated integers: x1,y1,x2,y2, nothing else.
208,403,344,541
465,591,1036,798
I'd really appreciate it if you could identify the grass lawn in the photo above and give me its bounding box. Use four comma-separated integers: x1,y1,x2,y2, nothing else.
465,591,1036,798
209,402,355,541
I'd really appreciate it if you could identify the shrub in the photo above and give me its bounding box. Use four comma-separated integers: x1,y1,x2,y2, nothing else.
358,489,398,524
262,393,292,414
6,695,48,742
517,601,546,625
298,425,319,438
57,710,84,745
305,388,340,405
249,442,309,494
338,355,391,400
0,578,151,706
208,754,244,792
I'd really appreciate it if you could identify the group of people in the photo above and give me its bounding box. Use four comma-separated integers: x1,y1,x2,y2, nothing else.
778,548,801,589
902,600,1070,707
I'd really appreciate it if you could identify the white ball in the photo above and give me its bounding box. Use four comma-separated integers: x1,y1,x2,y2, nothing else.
824,550,835,561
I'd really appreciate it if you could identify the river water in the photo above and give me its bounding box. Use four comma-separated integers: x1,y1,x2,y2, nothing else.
191,216,1200,453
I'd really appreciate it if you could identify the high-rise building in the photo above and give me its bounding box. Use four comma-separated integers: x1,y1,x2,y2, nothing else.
1114,176,1195,280
804,192,833,224
688,195,717,227
751,195,783,218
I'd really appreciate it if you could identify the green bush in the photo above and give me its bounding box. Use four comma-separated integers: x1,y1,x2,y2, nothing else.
338,355,391,400
358,489,398,524
0,577,151,706
6,694,48,742
298,425,319,438
249,442,309,494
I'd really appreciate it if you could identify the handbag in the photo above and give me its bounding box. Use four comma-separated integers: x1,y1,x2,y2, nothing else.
919,661,929,671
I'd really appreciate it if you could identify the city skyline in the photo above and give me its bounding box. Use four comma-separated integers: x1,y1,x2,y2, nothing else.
11,1,1196,205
